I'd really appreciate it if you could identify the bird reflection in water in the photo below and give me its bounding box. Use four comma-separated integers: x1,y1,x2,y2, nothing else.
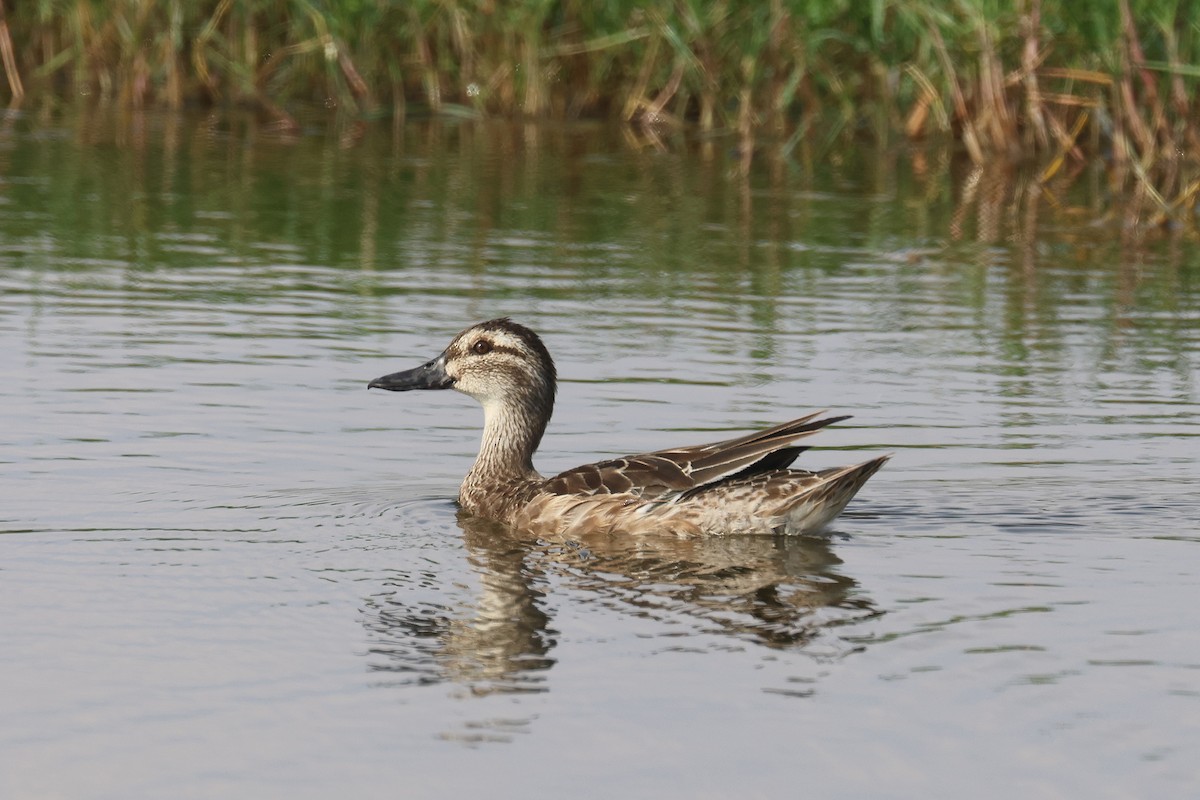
361,512,882,702
361,515,558,698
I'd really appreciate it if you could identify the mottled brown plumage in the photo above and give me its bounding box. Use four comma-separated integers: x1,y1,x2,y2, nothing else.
369,318,889,536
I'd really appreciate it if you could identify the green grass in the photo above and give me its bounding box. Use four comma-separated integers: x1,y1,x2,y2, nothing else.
3,0,1199,218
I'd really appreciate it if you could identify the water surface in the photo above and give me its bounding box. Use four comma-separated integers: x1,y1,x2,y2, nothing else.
2,111,1198,798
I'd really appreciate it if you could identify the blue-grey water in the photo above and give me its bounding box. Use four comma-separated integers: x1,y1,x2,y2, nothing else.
2,112,1198,798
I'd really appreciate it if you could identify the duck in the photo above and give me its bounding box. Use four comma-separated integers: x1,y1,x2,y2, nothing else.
368,318,889,537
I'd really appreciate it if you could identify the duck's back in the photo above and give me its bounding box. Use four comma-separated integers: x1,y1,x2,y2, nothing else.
508,414,888,536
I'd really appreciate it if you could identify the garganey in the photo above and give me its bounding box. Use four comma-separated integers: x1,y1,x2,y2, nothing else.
369,318,888,536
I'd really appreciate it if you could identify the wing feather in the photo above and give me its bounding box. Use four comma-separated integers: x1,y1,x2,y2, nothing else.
542,412,850,500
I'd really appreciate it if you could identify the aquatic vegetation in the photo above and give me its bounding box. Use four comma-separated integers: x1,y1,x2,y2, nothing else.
3,0,1198,220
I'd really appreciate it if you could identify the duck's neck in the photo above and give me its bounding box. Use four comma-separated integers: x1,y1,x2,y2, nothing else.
464,395,548,487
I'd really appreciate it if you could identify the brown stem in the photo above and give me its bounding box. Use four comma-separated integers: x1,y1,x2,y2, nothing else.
1021,0,1047,149
0,0,24,102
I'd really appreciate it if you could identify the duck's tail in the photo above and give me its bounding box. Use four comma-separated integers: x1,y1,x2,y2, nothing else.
779,454,891,534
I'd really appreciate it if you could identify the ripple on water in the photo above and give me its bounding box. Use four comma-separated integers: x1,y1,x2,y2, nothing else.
2,116,1199,798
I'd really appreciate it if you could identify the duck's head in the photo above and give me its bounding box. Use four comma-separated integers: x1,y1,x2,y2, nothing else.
368,318,557,418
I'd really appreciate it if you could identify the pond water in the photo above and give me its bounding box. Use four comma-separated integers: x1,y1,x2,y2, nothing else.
2,111,1198,798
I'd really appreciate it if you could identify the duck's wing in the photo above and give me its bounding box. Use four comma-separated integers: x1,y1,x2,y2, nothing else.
542,411,848,501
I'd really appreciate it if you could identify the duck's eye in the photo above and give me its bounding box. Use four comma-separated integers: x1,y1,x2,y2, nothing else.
471,339,493,355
